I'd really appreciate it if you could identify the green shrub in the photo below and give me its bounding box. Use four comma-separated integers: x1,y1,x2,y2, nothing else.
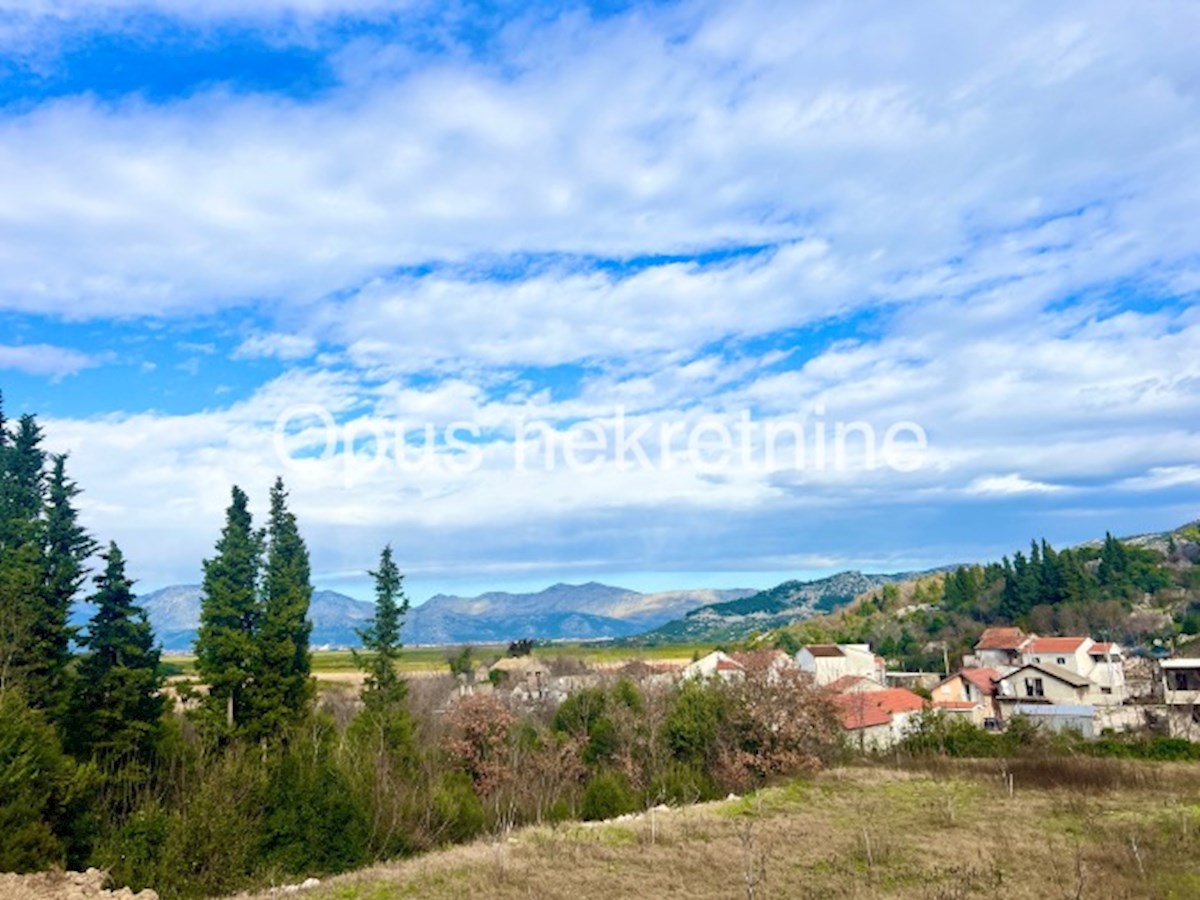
431,771,485,844
0,690,95,872
581,770,638,821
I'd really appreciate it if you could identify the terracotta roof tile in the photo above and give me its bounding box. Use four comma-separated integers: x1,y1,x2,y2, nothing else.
833,688,926,731
960,667,1001,696
1026,637,1089,654
975,627,1030,651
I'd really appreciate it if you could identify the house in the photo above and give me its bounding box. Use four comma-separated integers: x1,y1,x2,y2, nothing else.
488,656,550,698
730,649,795,682
796,643,884,687
966,627,1033,669
1159,658,1200,740
996,662,1090,708
930,667,1001,727
834,687,926,751
681,650,745,682
1020,637,1126,705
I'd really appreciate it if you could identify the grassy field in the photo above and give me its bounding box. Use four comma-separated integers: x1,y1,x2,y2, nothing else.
162,642,716,678
235,759,1200,900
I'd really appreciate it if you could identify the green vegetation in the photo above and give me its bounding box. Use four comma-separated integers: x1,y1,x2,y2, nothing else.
235,764,1200,900
774,530,1199,670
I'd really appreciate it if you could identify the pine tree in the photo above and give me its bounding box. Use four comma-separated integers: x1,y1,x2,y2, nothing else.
253,477,314,738
350,545,413,757
195,486,263,736
66,543,163,765
0,413,58,708
37,456,96,716
355,545,409,709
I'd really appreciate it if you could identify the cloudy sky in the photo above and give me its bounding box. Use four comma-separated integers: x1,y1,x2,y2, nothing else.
2,0,1198,601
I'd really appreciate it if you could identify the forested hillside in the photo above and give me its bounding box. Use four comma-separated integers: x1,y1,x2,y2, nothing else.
772,528,1200,670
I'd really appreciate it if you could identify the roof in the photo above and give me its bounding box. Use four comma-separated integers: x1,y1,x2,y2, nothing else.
805,644,845,658
1005,661,1090,689
1160,658,1200,669
716,659,744,672
1089,642,1119,656
975,627,1029,651
825,674,879,694
1026,637,1090,654
833,688,926,731
933,700,980,711
960,667,1001,695
730,649,790,671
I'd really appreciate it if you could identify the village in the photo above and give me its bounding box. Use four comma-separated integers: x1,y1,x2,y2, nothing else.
454,629,1200,751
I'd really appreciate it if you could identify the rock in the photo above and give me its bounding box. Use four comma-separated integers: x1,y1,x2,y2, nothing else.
300,878,321,890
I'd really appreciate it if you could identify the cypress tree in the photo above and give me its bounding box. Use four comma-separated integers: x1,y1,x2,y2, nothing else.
38,456,96,716
355,545,408,709
66,542,163,765
253,477,314,738
195,486,263,736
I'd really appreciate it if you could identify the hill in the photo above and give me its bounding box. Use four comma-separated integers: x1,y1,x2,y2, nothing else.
767,521,1200,669
631,569,941,644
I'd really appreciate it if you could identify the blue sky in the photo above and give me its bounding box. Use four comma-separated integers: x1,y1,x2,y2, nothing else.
2,0,1199,602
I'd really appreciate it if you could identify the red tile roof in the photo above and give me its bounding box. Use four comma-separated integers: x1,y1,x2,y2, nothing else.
716,659,744,672
975,627,1030,651
959,667,1001,696
1026,637,1089,654
1089,642,1118,656
833,688,926,731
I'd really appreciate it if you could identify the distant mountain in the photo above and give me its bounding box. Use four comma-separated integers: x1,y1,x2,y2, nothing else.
401,582,754,645
129,586,377,652
630,570,940,644
93,581,755,651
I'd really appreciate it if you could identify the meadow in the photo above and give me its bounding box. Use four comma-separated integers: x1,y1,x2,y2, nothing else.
237,759,1200,900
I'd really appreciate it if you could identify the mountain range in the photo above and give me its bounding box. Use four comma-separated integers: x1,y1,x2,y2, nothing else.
72,582,759,652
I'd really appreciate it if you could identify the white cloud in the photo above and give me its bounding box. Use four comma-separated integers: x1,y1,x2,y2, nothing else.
0,342,98,378
234,332,318,361
966,474,1066,497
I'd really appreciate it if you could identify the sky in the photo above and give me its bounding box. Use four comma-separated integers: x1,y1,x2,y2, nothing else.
1,0,1199,602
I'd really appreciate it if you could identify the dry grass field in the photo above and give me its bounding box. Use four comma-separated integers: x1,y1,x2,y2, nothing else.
233,760,1200,900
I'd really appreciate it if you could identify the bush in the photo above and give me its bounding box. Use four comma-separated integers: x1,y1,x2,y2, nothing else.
581,770,638,821
431,771,485,843
261,724,370,876
0,690,94,872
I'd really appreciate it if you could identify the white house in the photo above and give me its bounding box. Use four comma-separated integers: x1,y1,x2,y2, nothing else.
681,650,745,682
834,687,926,751
1019,637,1126,705
967,627,1034,670
996,662,1090,707
1160,658,1200,740
796,643,884,687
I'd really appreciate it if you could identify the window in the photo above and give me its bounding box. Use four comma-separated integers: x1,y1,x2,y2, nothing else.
1101,687,1112,695
1024,677,1045,698
1056,657,1067,665
1176,672,1189,691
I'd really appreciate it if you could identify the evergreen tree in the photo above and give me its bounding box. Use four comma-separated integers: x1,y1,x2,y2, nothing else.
37,456,96,716
355,545,408,709
66,543,163,765
195,486,263,736
253,478,314,737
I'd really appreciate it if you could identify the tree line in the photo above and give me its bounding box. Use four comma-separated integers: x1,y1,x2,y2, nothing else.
0,394,842,898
